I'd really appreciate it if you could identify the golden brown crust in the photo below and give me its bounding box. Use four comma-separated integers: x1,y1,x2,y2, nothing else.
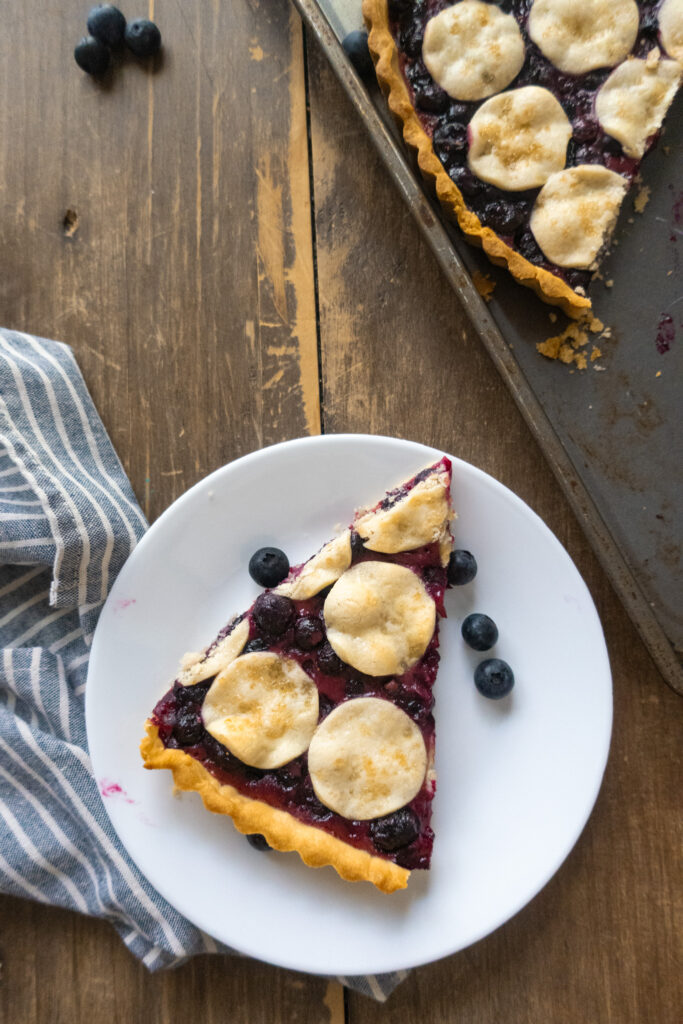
362,0,593,319
140,722,410,894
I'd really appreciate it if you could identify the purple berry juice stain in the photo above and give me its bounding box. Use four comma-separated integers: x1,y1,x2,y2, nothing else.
99,779,135,803
655,313,674,354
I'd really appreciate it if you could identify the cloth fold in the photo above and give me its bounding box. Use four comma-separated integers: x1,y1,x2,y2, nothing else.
0,328,403,1000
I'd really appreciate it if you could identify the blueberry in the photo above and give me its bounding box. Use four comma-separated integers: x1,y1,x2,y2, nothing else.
244,637,269,654
317,642,344,675
350,530,366,558
342,30,375,80
433,121,468,168
462,613,498,651
246,833,271,852
482,199,528,235
345,677,365,696
252,592,294,636
370,808,420,852
294,616,324,650
411,75,449,113
449,166,486,199
399,21,424,59
174,707,202,746
124,18,162,58
447,549,477,585
474,658,514,699
516,229,545,264
74,36,111,75
248,546,289,587
87,5,126,48
174,680,211,706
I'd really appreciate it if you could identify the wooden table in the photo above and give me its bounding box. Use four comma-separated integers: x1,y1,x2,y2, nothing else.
1,2,681,1021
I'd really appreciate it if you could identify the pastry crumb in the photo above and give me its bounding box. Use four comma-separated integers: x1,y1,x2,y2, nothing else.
634,185,651,214
538,312,612,370
472,270,496,302
605,279,614,287
590,347,602,362
549,312,558,323
655,370,662,377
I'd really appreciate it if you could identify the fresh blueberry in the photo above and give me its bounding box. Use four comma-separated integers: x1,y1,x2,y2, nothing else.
342,30,375,80
124,18,162,58
252,593,294,636
174,707,202,746
87,5,126,48
246,833,271,852
462,613,499,651
294,616,324,650
447,549,477,585
474,658,515,699
370,808,420,852
243,637,269,654
74,36,111,76
317,642,344,675
248,546,290,587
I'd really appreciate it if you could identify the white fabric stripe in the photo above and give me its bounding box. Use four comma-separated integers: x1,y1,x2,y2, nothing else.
0,567,45,599
0,849,52,904
23,334,145,546
66,652,89,671
0,734,83,823
0,537,54,548
366,976,387,1002
201,930,219,954
73,682,86,697
0,589,51,629
2,652,39,730
55,655,71,743
2,338,120,602
0,464,27,477
0,512,48,521
0,799,90,912
0,763,108,916
0,353,92,605
10,605,75,646
49,627,84,654
12,718,186,954
28,649,48,732
0,482,33,492
0,497,44,506
142,947,162,969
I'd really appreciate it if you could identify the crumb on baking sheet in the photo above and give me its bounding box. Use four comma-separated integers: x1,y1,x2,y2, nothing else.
605,279,614,287
472,270,496,302
537,314,612,370
634,185,651,214
549,312,557,323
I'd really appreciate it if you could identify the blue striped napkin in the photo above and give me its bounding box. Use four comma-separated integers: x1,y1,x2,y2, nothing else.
0,328,405,1000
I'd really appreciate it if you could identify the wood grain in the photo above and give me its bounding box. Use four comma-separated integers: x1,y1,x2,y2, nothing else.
306,34,683,1024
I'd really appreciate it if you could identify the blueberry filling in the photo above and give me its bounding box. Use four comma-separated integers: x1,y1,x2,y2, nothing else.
389,0,657,290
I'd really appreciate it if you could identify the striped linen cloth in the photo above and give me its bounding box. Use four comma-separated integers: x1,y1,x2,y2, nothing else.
0,328,405,1001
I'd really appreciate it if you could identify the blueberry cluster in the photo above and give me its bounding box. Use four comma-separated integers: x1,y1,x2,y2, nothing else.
448,549,515,699
74,5,162,77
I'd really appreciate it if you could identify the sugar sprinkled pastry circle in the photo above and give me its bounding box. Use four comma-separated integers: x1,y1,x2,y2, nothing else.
529,165,628,269
528,0,639,75
596,56,683,159
323,561,436,677
201,651,319,769
660,0,683,65
422,1,526,102
308,697,428,820
467,86,572,191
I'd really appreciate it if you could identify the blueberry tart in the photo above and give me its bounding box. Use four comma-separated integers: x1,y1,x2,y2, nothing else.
141,459,455,893
363,0,683,316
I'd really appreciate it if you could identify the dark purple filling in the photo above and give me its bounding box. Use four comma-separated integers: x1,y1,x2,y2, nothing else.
151,460,452,871
390,0,662,292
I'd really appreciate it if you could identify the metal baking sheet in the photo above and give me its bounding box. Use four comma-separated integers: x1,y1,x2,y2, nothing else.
293,0,683,693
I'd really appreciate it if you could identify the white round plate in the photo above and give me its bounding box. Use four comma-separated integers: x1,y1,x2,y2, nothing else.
86,434,612,977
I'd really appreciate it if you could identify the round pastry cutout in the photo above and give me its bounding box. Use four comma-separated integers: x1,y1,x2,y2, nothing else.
422,1,525,102
529,165,628,268
467,86,572,191
202,652,319,769
596,56,682,159
323,561,436,677
528,0,639,75
308,697,428,820
659,0,683,65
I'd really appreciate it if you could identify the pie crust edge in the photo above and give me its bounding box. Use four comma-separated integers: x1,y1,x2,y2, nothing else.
362,0,593,319
140,721,410,894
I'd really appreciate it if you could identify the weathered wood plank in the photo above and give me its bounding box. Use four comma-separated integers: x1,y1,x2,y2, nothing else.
0,1,329,1020
306,34,682,1024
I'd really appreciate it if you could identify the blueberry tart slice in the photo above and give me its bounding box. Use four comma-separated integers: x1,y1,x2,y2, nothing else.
141,458,454,893
363,0,682,316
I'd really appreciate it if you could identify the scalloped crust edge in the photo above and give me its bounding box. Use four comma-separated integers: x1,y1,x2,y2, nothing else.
140,722,410,894
362,0,592,319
